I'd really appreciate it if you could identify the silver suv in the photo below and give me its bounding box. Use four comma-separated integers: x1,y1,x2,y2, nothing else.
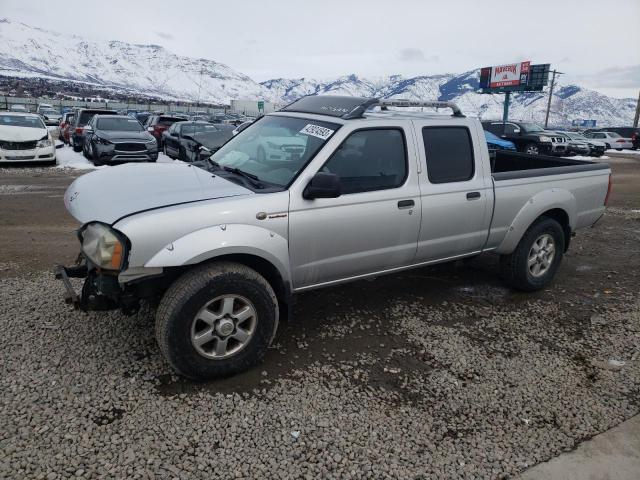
56,96,610,380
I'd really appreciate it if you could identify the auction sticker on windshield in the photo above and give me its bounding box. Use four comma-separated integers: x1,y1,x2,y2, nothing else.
300,124,334,140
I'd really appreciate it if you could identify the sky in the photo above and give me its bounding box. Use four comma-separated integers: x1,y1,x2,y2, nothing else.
2,0,639,98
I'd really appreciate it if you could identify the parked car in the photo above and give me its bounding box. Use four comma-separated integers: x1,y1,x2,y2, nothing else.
144,114,187,147
56,96,612,380
482,120,568,156
82,115,158,166
162,121,234,161
9,104,29,113
484,130,516,151
36,104,62,126
58,112,75,143
556,131,606,157
584,131,634,150
70,109,118,152
586,127,639,150
0,112,58,165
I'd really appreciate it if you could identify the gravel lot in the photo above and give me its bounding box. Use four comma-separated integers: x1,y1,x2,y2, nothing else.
1,152,639,479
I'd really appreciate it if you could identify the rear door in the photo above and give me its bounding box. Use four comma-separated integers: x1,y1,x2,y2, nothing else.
413,121,493,262
288,123,422,290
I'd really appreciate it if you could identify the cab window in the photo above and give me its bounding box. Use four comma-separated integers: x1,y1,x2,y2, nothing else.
322,128,407,195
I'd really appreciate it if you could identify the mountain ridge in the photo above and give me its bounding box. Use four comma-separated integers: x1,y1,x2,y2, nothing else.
0,18,635,126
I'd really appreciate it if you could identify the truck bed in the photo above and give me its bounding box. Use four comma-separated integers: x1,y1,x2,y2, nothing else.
491,151,609,180
485,150,611,254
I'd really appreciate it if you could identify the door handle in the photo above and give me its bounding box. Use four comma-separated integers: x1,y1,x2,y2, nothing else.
397,199,415,209
466,192,481,200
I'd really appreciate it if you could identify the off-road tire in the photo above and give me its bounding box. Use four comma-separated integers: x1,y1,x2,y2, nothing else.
155,262,278,381
500,216,565,291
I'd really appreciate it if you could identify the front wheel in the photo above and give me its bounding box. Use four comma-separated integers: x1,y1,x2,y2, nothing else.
524,143,540,155
500,217,565,291
155,262,279,380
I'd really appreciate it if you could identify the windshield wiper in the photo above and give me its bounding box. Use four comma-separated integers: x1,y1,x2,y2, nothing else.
222,166,265,189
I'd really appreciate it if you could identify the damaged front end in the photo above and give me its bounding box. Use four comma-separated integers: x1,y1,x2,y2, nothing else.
54,260,138,312
54,222,141,314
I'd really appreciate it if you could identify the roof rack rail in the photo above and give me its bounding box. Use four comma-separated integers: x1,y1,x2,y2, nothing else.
376,99,464,118
279,95,464,120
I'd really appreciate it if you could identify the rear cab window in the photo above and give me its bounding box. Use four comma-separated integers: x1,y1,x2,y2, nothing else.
422,127,475,183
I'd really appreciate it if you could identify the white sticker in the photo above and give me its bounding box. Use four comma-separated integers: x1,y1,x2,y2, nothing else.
299,124,334,140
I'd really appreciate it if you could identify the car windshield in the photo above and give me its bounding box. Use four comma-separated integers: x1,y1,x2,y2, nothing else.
520,123,545,133
607,132,621,138
208,115,340,188
41,109,60,115
97,117,143,131
0,114,45,128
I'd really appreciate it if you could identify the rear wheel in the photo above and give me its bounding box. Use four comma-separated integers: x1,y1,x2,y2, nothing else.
500,217,565,291
155,262,278,380
524,143,540,155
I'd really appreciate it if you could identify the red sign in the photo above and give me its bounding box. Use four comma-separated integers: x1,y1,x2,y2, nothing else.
490,61,530,88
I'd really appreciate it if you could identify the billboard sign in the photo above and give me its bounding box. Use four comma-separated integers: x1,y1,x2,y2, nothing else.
489,61,530,88
479,63,549,93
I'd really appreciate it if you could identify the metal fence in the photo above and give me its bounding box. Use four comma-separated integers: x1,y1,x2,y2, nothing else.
0,95,228,114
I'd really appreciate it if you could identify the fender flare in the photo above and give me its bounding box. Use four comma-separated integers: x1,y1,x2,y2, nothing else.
145,224,291,285
495,188,576,255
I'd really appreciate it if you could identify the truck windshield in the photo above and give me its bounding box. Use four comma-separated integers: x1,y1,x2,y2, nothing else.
520,123,545,133
209,115,340,187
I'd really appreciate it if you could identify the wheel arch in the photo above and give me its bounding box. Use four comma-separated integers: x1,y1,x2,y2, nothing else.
144,224,293,306
495,189,576,255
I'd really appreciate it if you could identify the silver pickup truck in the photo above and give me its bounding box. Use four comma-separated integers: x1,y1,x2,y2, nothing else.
56,96,612,380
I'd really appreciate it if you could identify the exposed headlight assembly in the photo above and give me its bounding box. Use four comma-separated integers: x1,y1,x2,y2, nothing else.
95,136,112,145
538,136,552,143
37,137,52,148
80,222,128,271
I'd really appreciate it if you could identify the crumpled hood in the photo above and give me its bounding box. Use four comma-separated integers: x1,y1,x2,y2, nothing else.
0,125,48,142
64,162,253,225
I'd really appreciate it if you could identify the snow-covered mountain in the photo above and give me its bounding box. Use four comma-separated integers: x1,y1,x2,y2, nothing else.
0,18,277,104
0,18,635,126
261,72,637,126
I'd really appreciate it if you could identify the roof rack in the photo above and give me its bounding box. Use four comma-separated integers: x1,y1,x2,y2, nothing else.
376,99,464,118
280,95,464,120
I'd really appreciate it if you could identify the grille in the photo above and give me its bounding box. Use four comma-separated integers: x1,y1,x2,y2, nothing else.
0,140,37,150
114,142,146,152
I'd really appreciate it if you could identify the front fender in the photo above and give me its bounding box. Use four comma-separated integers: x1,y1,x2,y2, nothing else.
145,224,291,284
495,188,576,255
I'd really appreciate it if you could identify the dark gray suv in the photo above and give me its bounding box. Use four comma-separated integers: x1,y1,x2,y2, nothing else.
82,115,158,166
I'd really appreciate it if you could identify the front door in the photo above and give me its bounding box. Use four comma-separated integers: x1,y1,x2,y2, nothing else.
288,126,421,290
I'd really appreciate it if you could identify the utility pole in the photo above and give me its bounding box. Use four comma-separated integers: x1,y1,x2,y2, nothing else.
544,69,563,128
633,89,640,128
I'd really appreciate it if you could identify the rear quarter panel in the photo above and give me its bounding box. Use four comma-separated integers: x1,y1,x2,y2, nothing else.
488,169,610,254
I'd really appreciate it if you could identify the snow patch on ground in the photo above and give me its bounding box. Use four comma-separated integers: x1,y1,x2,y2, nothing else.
606,149,640,155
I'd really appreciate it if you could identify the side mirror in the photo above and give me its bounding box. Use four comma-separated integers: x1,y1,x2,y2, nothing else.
303,172,341,200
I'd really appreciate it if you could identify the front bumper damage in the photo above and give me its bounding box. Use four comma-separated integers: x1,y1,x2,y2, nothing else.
54,257,138,313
